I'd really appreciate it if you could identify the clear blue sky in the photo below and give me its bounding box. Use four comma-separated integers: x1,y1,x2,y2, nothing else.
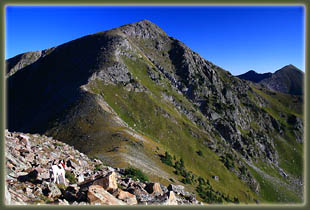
5,5,304,75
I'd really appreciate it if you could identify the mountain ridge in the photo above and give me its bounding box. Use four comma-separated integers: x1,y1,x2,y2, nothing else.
237,64,304,96
237,70,272,83
6,19,304,204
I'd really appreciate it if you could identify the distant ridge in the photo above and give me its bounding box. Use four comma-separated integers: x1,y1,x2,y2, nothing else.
237,70,272,83
237,64,304,95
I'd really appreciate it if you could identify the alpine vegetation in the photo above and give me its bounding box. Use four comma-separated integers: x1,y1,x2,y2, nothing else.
6,20,304,205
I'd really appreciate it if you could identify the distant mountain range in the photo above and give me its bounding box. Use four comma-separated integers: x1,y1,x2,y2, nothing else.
237,65,304,96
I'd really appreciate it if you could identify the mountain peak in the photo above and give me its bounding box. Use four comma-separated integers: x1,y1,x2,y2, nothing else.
243,70,257,75
237,64,304,95
237,70,272,83
277,64,301,73
137,19,153,24
127,19,157,27
286,64,296,68
118,19,168,40
281,64,295,69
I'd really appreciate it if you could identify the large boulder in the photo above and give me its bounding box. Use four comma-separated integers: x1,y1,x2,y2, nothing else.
117,189,138,205
144,182,163,195
35,167,50,180
93,172,117,192
166,191,178,205
87,185,125,205
135,192,155,204
47,182,62,198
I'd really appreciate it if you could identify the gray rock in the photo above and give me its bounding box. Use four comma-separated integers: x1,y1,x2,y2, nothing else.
47,183,62,198
5,185,11,205
212,176,219,181
167,184,185,196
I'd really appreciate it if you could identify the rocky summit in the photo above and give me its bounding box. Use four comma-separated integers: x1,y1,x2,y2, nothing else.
6,20,304,204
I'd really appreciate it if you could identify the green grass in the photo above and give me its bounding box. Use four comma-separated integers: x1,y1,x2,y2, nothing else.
248,165,302,203
101,87,258,202
45,52,303,204
89,55,260,203
124,167,149,182
249,86,303,205
253,159,287,183
65,171,77,184
273,135,303,178
251,85,303,179
252,86,303,118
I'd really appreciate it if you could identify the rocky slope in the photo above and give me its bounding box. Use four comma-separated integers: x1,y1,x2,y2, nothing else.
5,130,201,205
6,47,55,77
6,20,304,204
237,65,304,96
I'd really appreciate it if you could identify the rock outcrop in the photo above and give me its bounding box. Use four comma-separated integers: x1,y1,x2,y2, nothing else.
6,47,55,77
5,130,201,205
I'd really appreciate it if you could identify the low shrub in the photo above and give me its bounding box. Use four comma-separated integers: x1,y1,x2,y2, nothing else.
124,167,149,182
65,171,77,184
197,150,203,157
94,164,103,172
160,151,173,166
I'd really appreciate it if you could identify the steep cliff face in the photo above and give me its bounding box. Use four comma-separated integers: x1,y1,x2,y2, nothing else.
6,20,304,204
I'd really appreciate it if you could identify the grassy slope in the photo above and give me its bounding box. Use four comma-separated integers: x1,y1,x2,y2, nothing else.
88,54,260,203
247,86,303,203
47,51,303,203
251,86,303,178
247,165,301,203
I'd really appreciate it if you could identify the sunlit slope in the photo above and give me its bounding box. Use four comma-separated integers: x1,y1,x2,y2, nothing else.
6,20,304,204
